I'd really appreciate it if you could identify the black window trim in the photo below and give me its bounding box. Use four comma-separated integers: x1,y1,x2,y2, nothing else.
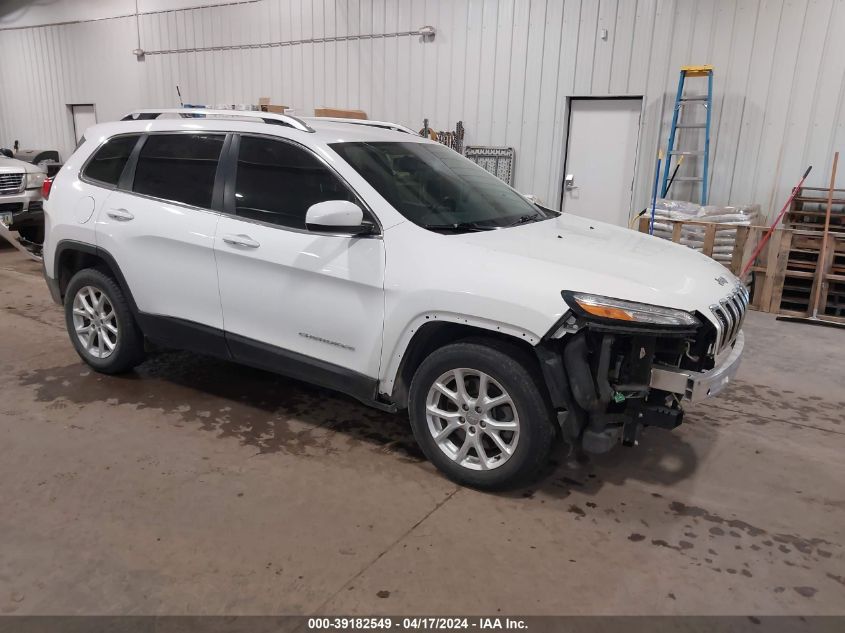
78,132,145,190
221,132,383,237
117,133,147,190
77,129,382,235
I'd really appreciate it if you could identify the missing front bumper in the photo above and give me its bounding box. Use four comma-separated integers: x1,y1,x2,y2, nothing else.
649,332,745,403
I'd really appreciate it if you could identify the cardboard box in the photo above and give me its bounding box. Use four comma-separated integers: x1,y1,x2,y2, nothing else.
258,97,288,113
314,107,368,120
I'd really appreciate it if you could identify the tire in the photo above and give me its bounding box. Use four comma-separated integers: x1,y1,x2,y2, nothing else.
409,340,555,490
64,268,146,374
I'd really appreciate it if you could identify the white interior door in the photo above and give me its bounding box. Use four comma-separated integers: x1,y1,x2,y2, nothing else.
561,98,642,226
70,104,96,143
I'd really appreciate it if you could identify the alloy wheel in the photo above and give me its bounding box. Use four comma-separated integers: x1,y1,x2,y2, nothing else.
425,368,520,470
72,285,119,359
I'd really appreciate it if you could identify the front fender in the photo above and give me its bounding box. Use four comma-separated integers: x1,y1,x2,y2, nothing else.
378,310,544,397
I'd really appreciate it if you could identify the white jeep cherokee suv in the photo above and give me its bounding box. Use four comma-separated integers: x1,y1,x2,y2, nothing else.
42,109,746,489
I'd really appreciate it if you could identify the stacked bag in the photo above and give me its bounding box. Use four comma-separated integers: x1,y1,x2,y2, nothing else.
649,199,761,267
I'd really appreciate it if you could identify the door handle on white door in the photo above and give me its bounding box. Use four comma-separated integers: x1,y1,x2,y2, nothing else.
222,234,260,248
107,208,134,221
564,174,578,191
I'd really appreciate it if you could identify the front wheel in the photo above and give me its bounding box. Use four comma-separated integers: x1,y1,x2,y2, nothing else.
408,341,554,490
64,268,146,374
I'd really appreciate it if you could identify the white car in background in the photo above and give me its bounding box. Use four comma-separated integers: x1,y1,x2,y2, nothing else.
0,153,48,243
41,109,746,489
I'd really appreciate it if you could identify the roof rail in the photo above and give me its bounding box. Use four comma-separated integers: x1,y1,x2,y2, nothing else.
120,108,315,133
306,117,418,135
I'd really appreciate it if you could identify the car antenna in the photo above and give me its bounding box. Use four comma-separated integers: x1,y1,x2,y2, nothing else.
176,85,184,107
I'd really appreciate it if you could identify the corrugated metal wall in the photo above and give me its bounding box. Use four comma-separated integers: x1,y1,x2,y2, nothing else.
1,0,844,218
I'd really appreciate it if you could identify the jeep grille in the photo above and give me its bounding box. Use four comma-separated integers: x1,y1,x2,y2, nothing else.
710,285,749,355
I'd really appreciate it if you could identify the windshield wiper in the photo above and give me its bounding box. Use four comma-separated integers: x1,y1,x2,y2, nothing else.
505,214,543,227
423,222,494,233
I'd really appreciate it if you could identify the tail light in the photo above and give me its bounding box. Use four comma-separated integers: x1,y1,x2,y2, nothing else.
41,177,53,200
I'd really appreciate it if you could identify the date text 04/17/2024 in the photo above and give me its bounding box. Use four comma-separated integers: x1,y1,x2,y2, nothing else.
306,617,528,630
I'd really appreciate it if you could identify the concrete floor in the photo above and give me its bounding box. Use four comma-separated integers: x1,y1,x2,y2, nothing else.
0,241,843,616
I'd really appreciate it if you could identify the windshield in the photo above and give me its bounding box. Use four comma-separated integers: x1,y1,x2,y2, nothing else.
329,141,553,233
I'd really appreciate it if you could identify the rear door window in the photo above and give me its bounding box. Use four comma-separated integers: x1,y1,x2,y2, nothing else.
132,133,224,208
82,134,141,186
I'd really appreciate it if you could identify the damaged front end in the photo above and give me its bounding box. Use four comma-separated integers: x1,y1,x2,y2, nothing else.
535,288,747,454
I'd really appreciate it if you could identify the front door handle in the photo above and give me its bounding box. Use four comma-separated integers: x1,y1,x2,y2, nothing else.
222,234,260,248
564,174,578,191
107,208,134,221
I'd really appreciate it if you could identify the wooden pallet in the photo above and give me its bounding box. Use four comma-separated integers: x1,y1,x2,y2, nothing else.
786,186,845,233
776,232,845,321
778,154,845,324
638,216,755,261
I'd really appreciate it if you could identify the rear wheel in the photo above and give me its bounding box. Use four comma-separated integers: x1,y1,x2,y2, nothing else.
409,341,554,490
64,268,145,374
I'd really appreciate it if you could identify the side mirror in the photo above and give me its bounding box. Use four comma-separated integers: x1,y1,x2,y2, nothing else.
305,200,373,235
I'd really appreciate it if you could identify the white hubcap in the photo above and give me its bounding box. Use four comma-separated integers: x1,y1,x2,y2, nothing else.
72,286,118,359
425,368,520,471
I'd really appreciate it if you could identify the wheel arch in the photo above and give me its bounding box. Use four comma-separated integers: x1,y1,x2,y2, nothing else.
382,314,544,409
54,240,138,314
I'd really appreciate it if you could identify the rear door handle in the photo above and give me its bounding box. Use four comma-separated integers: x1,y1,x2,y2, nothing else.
222,234,260,248
107,208,134,221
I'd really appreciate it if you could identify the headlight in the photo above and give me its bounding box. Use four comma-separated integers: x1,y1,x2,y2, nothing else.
26,171,46,190
563,291,700,327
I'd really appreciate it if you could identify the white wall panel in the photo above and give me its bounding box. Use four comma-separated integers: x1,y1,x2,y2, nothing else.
749,0,807,212
504,0,530,158
2,0,844,220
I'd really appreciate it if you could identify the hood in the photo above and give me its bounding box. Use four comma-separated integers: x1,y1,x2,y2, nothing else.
451,213,740,317
0,156,42,173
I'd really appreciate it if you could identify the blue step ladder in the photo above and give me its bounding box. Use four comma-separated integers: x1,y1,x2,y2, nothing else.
661,65,713,204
